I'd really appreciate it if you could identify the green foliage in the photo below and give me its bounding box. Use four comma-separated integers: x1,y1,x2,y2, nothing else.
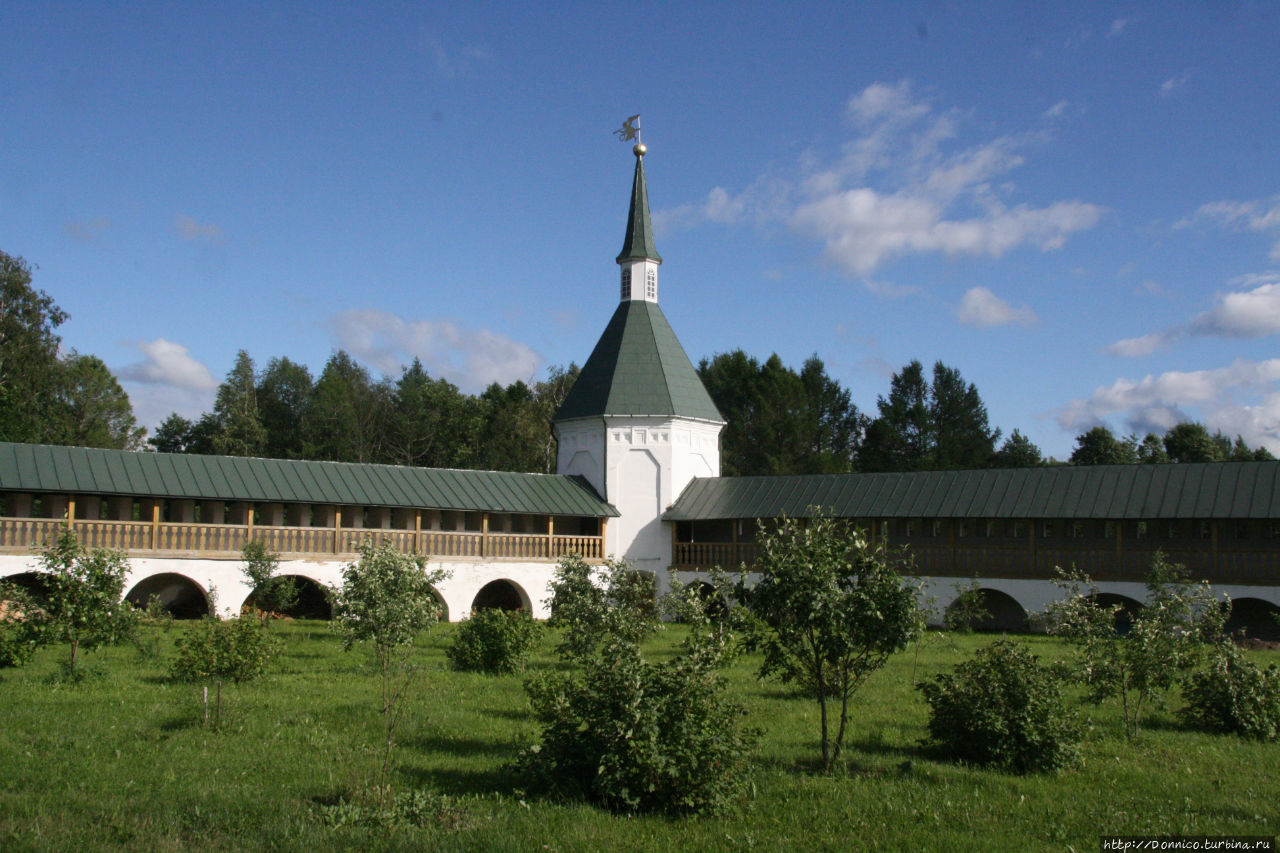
211,349,267,457
445,607,541,674
698,350,865,476
330,542,450,798
860,360,1001,473
990,429,1044,468
1046,553,1225,735
1069,425,1138,465
918,639,1081,773
522,573,756,815
944,579,992,634
0,250,67,444
46,352,145,450
38,528,138,669
736,514,924,769
170,616,281,684
1180,641,1280,741
0,582,44,667
545,554,657,663
320,787,475,831
256,356,313,460
241,539,297,619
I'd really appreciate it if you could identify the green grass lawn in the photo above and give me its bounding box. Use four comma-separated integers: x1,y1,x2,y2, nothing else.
1,621,1276,851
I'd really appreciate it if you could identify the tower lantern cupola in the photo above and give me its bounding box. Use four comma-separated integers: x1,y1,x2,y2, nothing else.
617,142,662,304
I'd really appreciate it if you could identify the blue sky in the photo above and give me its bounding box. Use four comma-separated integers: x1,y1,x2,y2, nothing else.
4,1,1280,460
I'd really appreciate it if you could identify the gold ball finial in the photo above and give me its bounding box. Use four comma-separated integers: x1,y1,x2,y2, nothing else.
633,142,647,156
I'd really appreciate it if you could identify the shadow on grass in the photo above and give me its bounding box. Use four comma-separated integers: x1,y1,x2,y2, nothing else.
407,733,523,759
400,763,517,797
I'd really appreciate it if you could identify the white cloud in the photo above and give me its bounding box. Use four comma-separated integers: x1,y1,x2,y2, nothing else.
1159,71,1192,98
1107,275,1280,356
329,308,541,393
175,214,224,243
118,339,217,390
1177,196,1280,258
660,80,1101,278
955,287,1036,328
1042,100,1069,120
861,278,917,299
1107,17,1133,38
115,339,218,431
1054,358,1280,452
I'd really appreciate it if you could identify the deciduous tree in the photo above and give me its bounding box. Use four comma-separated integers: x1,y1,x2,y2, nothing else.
0,251,66,444
736,515,924,769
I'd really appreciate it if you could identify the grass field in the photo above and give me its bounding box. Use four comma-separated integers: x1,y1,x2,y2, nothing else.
0,620,1276,852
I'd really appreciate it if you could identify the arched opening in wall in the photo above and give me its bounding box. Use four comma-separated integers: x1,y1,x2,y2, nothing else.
691,581,729,621
125,573,210,619
1225,597,1280,643
471,580,528,613
1,571,52,604
240,575,333,620
946,589,1028,633
430,587,450,623
1091,593,1144,634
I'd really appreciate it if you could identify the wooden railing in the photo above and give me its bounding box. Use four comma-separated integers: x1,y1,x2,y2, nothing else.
673,540,1278,586
0,517,603,562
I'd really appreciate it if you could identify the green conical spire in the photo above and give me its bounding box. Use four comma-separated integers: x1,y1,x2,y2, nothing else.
616,145,662,264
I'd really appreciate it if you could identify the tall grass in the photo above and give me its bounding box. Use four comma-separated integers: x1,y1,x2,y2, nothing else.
0,623,1275,851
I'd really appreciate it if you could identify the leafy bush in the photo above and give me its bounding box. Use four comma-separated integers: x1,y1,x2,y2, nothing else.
736,515,923,770
39,528,139,670
1045,553,1225,736
522,576,756,815
944,579,992,634
545,554,657,663
1180,642,1280,741
0,583,45,668
170,616,281,685
241,539,297,619
918,639,1081,773
446,608,541,674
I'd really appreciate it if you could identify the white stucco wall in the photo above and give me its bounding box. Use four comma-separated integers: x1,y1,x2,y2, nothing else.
0,553,566,621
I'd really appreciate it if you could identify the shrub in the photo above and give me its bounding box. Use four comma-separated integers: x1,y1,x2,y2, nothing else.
736,515,923,770
545,554,657,663
1045,553,1225,736
171,616,282,727
918,639,1081,773
446,608,541,674
522,577,756,815
171,616,281,685
241,539,297,620
1180,642,1280,741
38,528,138,670
0,582,45,668
944,579,992,634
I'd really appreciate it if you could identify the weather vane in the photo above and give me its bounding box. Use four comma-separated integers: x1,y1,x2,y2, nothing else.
615,114,643,152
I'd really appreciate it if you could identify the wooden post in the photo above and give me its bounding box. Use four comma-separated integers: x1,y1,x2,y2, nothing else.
599,518,607,560
671,521,679,569
246,503,254,544
1211,520,1219,580
546,515,554,559
481,512,489,558
67,497,76,530
151,501,161,550
415,509,422,554
333,508,342,554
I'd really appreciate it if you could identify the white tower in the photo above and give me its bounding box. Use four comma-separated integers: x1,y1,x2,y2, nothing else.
553,140,725,578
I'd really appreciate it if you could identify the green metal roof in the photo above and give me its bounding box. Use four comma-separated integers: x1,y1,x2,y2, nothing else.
616,149,662,264
0,442,618,517
553,300,724,423
664,463,1280,521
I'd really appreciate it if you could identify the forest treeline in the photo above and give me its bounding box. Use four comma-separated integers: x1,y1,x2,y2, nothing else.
2,249,1274,475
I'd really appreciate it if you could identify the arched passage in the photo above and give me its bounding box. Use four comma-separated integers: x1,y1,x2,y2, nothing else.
1,571,51,604
692,580,728,621
240,575,333,620
1225,597,1280,642
947,588,1028,633
431,587,449,623
471,579,529,613
1091,593,1144,633
125,573,210,619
